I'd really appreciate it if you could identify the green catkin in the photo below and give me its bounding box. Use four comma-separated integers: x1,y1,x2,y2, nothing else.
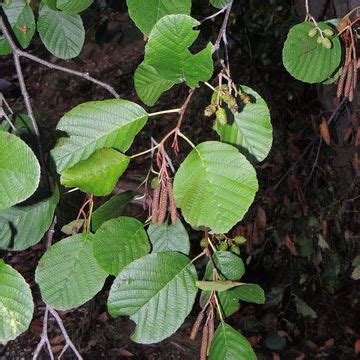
215,107,228,125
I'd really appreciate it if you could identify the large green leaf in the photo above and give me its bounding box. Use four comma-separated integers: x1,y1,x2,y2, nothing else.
37,4,85,59
51,99,148,172
147,218,190,255
209,0,231,8
282,21,341,83
35,234,107,310
92,191,134,231
0,0,36,55
134,63,175,106
173,141,258,234
127,0,191,35
56,0,94,13
0,188,59,251
231,284,265,304
0,260,34,343
204,251,245,281
0,131,40,210
108,252,198,343
144,15,213,88
93,216,150,275
209,322,256,360
214,85,273,163
61,148,130,196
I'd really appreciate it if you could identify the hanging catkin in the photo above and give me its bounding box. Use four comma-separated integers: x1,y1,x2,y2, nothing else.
158,182,168,224
190,311,205,340
166,178,177,224
200,323,209,360
151,185,161,223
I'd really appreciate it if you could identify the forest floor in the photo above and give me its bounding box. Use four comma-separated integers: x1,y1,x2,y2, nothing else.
0,4,359,360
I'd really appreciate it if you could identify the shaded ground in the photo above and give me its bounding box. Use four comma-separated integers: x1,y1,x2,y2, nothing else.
1,1,359,359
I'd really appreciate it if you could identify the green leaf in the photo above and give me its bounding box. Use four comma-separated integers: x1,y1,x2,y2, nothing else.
92,191,134,231
127,0,191,35
209,322,256,360
37,4,85,60
0,188,59,251
231,283,265,304
56,0,94,13
35,234,107,310
173,141,258,234
61,148,130,196
108,252,198,343
282,21,341,83
214,85,273,163
0,260,34,343
51,99,148,172
0,131,40,210
93,216,150,276
147,218,190,255
295,296,317,319
209,0,231,8
143,15,214,88
61,219,84,235
134,63,175,106
204,251,245,281
0,0,36,54
196,280,244,292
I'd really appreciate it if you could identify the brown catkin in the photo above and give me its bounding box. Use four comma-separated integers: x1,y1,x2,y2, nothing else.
337,64,348,98
190,311,205,340
200,323,209,360
158,182,168,224
344,62,354,98
166,178,177,224
207,316,214,353
151,186,161,223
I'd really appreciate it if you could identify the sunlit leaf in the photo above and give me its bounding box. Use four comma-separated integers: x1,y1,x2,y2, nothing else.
37,3,85,59
35,234,107,310
0,260,34,343
93,216,150,275
108,252,198,343
127,0,191,35
282,21,341,83
0,131,40,210
61,148,130,196
173,141,258,233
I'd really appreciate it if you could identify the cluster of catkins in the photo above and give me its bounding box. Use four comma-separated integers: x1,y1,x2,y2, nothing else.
151,176,177,224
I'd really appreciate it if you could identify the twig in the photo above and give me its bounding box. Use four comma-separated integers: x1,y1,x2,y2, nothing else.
0,16,119,99
201,6,228,23
213,1,233,53
0,15,49,186
19,52,120,98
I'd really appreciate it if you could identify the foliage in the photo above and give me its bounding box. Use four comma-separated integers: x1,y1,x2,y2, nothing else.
0,0,350,358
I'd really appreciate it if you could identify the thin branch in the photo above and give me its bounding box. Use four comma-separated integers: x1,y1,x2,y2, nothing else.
48,307,83,360
176,88,195,129
18,51,120,98
213,1,233,53
201,6,228,23
33,217,83,360
0,15,119,99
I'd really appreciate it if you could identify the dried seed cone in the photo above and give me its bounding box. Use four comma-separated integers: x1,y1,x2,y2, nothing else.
337,64,348,98
158,182,168,224
345,62,354,99
208,316,214,353
190,311,205,340
200,323,209,360
151,185,161,223
166,178,177,224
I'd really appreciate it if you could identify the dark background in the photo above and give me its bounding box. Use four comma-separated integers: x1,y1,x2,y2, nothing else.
0,0,359,358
